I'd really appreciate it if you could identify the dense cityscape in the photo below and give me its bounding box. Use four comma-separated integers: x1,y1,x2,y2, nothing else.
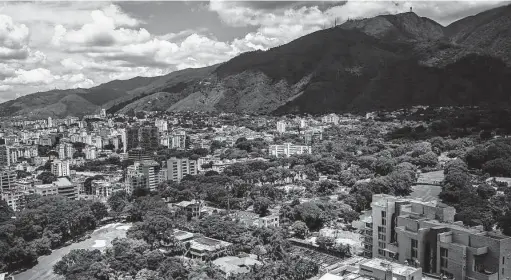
1,106,511,280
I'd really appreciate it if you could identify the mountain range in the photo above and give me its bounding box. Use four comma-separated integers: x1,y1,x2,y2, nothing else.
2,4,511,118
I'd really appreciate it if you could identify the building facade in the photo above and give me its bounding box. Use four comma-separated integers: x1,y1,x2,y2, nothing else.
51,160,71,177
269,143,312,157
167,157,198,182
363,194,511,280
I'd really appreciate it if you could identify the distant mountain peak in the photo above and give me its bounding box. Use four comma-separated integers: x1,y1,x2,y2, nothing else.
340,11,445,41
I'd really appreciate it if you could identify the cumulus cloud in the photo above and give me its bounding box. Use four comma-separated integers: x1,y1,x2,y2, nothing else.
3,68,55,85
0,14,30,59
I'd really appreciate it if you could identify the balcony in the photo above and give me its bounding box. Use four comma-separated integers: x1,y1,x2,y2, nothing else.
471,270,499,280
467,246,488,256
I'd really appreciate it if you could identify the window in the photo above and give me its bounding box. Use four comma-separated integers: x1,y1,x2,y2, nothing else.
382,211,386,218
503,257,505,265
378,233,386,241
411,239,418,259
379,242,386,249
440,247,448,268
382,218,387,225
378,226,385,233
378,249,386,257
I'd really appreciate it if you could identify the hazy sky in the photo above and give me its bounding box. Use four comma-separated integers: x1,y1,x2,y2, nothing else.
0,0,509,103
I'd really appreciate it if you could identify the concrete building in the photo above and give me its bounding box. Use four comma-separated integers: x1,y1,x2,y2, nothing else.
0,146,8,167
322,113,340,125
155,119,168,132
188,237,232,260
234,211,280,228
0,169,16,192
269,143,312,157
47,117,53,128
58,143,74,159
213,255,261,278
276,121,286,133
84,145,97,160
161,131,186,149
319,257,421,280
51,160,71,177
175,200,203,218
363,194,511,280
167,157,198,182
1,189,27,211
127,160,159,191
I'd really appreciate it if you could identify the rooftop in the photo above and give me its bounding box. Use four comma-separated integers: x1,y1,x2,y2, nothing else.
360,258,418,276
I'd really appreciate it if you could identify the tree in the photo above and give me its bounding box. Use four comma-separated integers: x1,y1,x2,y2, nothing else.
477,184,497,200
36,171,57,184
0,199,14,223
108,190,129,213
253,197,271,217
316,235,335,250
90,202,108,221
53,249,104,279
291,221,308,238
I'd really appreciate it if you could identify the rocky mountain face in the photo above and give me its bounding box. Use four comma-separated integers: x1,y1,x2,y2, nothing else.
2,4,511,118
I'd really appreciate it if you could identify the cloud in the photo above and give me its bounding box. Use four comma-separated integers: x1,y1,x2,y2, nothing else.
0,85,12,92
51,9,151,48
0,14,30,59
3,68,55,85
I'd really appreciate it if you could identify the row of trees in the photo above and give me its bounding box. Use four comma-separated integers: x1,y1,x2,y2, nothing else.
0,195,107,272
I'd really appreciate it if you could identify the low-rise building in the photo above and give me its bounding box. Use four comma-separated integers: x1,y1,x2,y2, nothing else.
188,236,232,260
269,143,311,157
213,255,262,278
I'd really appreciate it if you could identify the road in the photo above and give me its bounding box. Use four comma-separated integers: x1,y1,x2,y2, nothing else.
14,222,131,280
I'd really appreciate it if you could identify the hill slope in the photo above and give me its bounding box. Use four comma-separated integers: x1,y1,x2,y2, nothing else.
2,7,511,118
446,4,511,64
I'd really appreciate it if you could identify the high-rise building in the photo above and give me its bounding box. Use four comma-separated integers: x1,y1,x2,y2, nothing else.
47,117,53,128
139,126,159,151
51,160,70,177
167,157,198,182
0,145,8,167
127,160,159,191
100,108,107,118
126,127,140,151
362,194,511,280
58,143,74,159
84,146,97,160
0,169,16,192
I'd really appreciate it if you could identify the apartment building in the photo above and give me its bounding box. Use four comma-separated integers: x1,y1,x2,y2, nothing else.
0,169,16,192
51,160,70,177
167,157,198,182
127,160,159,191
321,113,340,125
269,143,312,157
276,121,286,133
364,194,511,280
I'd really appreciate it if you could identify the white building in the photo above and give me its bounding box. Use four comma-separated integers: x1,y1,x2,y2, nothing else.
84,146,97,160
322,113,340,125
276,121,286,133
51,160,70,177
269,143,311,157
167,157,198,182
155,119,168,132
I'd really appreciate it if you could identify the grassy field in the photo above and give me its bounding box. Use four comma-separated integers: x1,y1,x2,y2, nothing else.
409,184,442,202
14,223,131,280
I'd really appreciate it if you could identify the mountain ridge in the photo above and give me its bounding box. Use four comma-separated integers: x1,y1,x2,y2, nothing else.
2,5,511,118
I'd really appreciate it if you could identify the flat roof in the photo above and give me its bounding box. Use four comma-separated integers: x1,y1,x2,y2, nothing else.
360,258,419,276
